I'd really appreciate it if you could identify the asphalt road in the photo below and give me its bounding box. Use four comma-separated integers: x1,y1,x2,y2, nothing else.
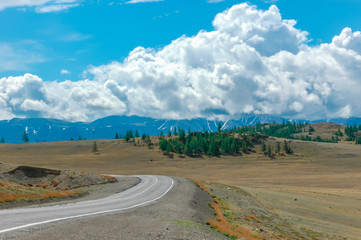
0,175,174,236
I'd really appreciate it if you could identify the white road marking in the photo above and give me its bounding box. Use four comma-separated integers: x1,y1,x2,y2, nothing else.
0,176,174,234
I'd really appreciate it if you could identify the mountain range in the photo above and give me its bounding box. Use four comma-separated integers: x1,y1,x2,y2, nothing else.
0,115,360,144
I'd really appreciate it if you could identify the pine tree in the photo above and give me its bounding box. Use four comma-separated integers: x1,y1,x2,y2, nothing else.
217,122,222,133
197,134,206,153
141,133,147,140
221,137,231,154
147,138,153,149
115,132,119,139
92,141,98,153
184,139,192,156
335,128,343,137
283,140,288,153
174,128,178,136
284,140,293,154
159,139,168,151
230,140,238,154
22,131,29,143
135,130,139,138
124,130,130,142
242,141,247,153
261,141,266,153
179,128,186,143
1,137,5,143
190,137,198,154
276,142,281,153
166,142,172,154
168,130,172,137
308,125,315,134
172,140,182,154
267,145,272,157
204,130,209,139
207,138,219,156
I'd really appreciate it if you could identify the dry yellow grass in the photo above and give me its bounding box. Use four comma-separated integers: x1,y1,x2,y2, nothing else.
0,181,78,203
0,130,360,238
194,180,261,240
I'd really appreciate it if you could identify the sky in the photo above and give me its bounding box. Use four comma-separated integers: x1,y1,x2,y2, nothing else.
1,0,361,122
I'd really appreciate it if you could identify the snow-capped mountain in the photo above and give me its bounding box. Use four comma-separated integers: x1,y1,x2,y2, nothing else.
0,115,360,144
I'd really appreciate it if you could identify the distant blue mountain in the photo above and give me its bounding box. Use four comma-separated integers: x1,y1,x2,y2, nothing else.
0,115,360,144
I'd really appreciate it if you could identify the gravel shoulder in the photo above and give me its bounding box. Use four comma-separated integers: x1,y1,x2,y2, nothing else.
4,177,231,240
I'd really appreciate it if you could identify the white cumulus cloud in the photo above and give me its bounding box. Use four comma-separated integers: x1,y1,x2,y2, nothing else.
1,3,361,121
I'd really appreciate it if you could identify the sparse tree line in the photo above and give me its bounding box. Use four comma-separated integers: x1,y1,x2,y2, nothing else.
115,129,154,148
246,121,361,144
253,121,306,139
251,121,339,143
344,125,361,144
296,134,340,143
261,140,293,158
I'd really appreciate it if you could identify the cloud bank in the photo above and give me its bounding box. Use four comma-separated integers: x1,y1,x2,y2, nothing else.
1,3,361,121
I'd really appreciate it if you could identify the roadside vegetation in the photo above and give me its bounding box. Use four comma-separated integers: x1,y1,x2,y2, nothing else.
0,181,79,203
0,165,117,205
193,180,259,240
193,180,322,240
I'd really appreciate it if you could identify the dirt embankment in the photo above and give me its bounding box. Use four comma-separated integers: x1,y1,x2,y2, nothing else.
1,165,117,190
0,163,139,209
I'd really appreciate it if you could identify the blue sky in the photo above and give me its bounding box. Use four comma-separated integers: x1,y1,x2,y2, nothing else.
1,0,361,121
2,0,361,81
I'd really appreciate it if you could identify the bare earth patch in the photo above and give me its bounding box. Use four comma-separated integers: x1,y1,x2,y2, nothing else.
0,163,118,209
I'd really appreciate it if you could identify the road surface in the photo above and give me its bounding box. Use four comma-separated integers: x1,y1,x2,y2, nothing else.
0,175,174,235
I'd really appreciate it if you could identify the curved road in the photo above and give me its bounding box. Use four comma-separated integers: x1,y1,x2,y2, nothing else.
0,175,174,235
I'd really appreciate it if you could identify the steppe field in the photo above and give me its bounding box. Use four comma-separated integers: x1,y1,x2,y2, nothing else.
1,123,361,239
